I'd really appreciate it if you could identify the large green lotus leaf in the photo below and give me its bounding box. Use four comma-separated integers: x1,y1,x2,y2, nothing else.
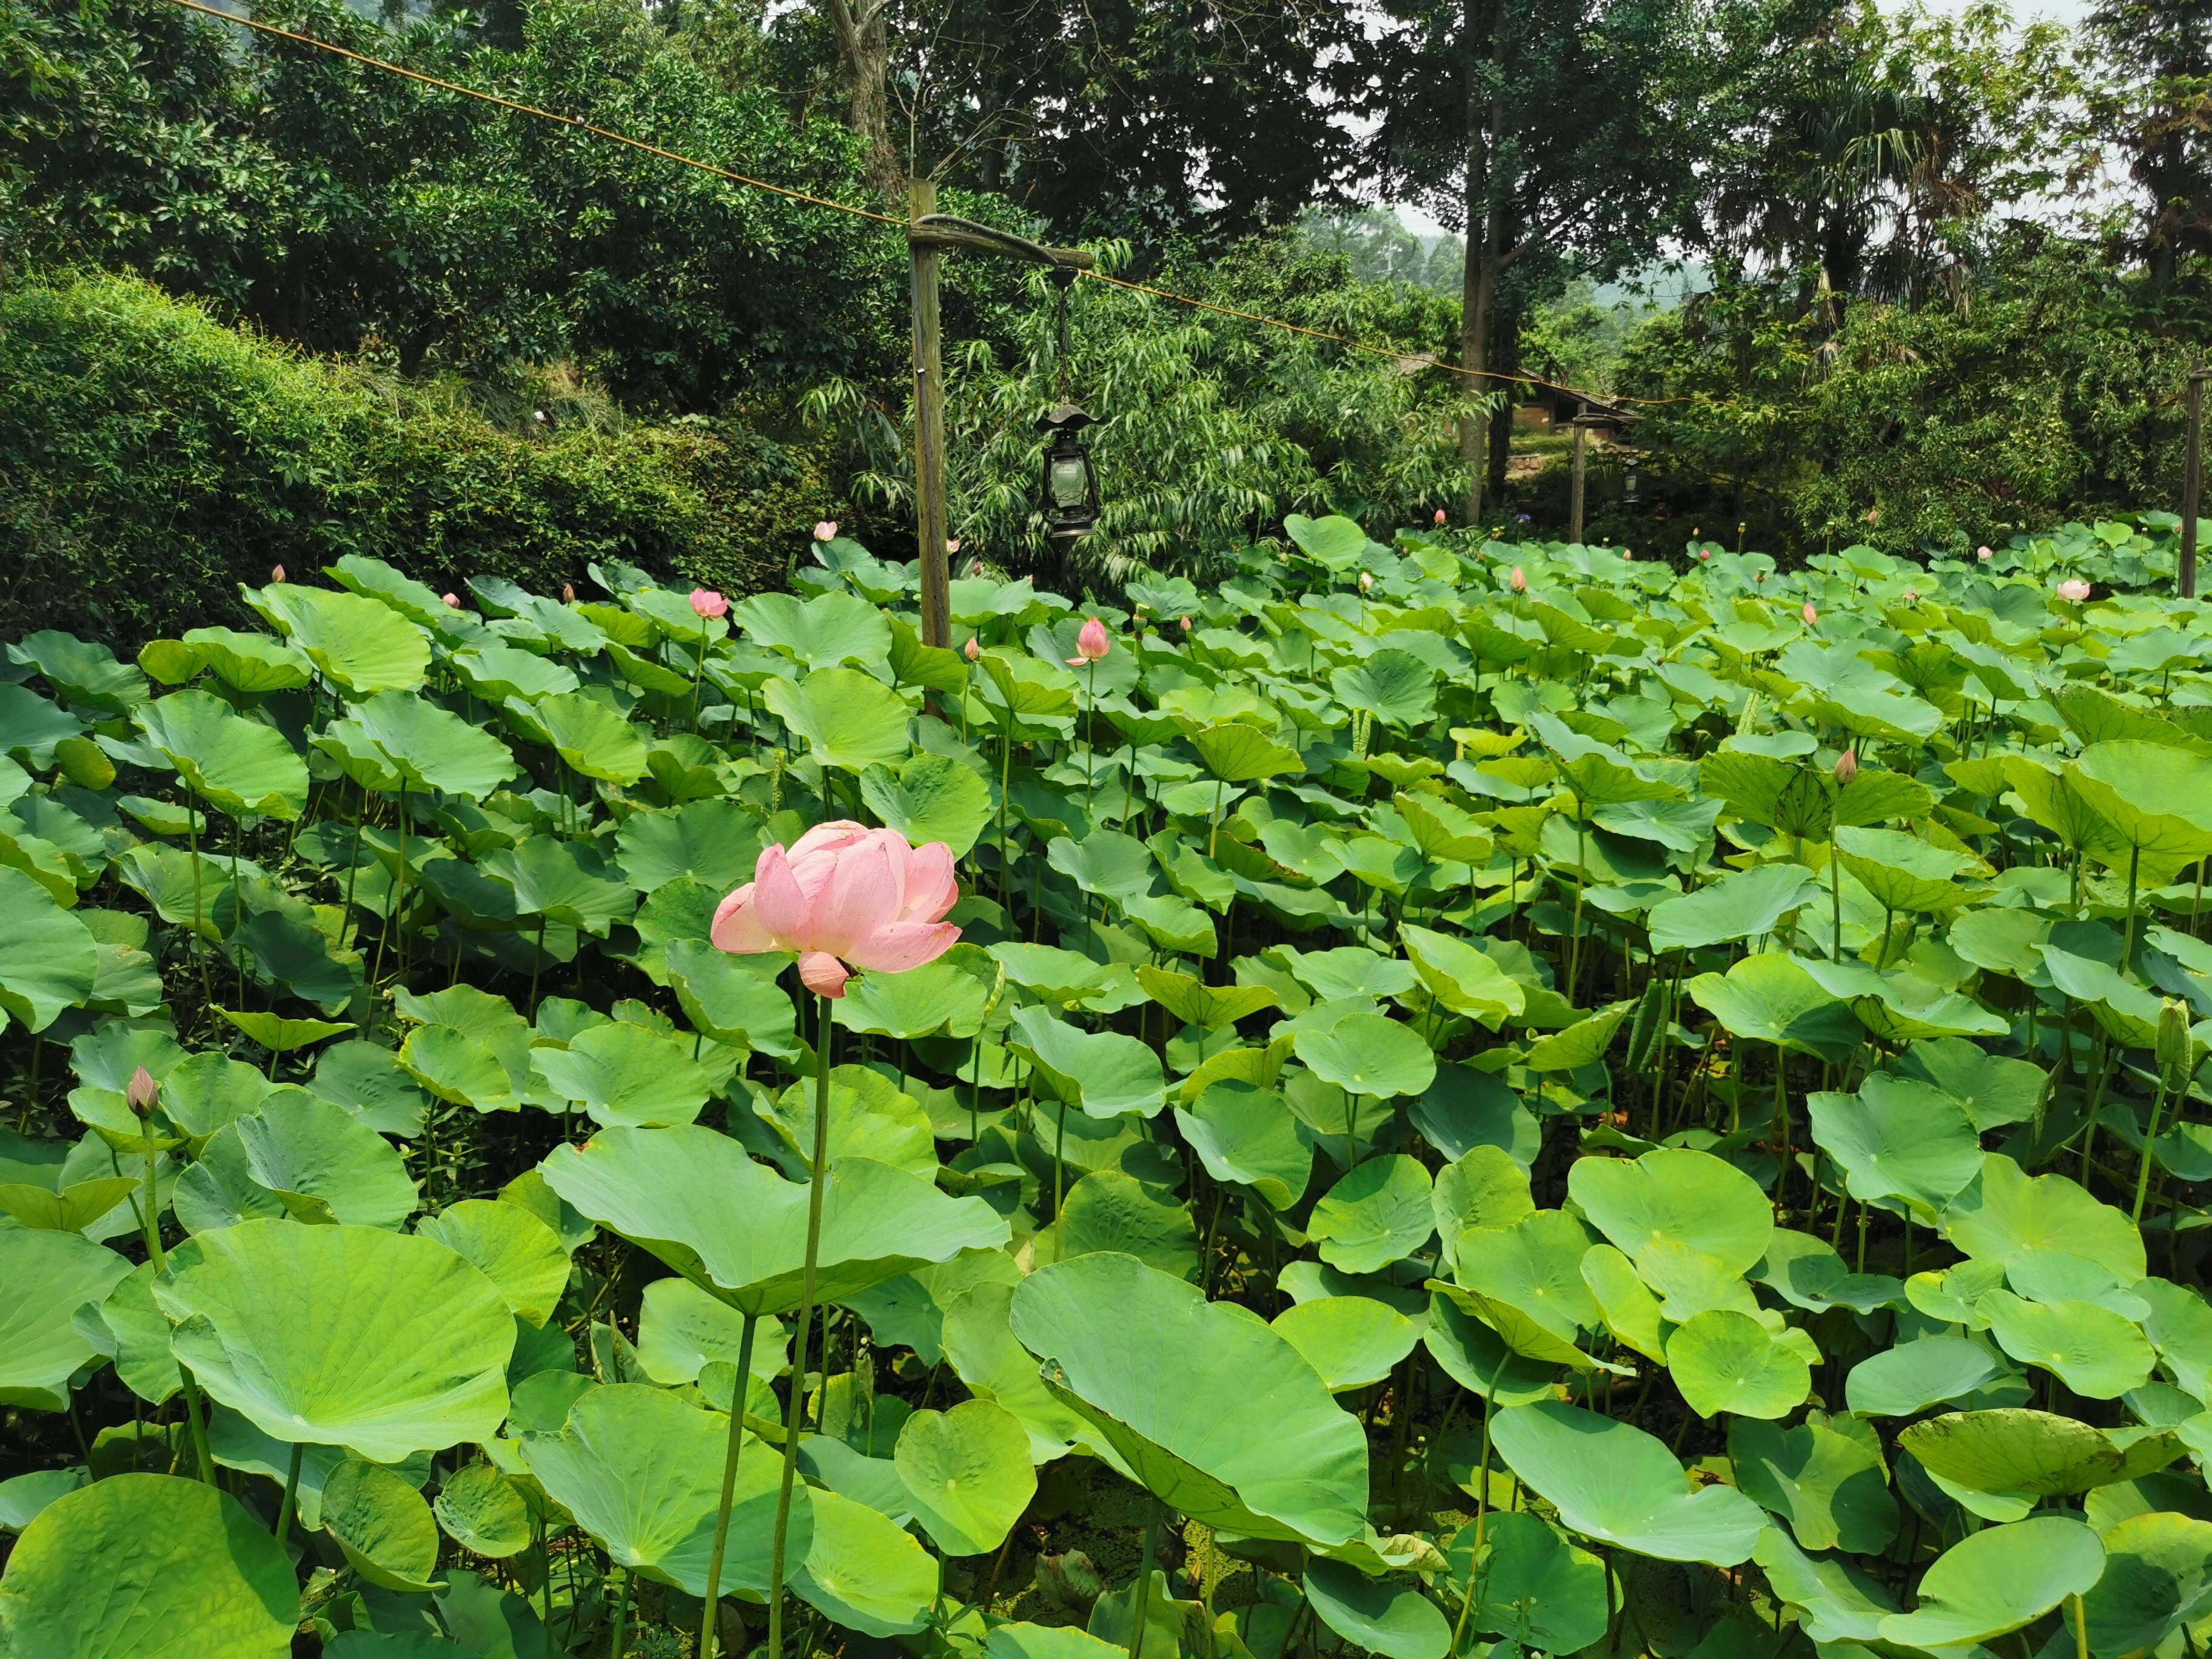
1453,1208,1598,1341
256,583,429,695
1878,1516,2104,1647
1728,1410,1897,1553
218,1010,355,1056
1048,1169,1198,1279
532,1022,712,1128
1752,1230,1899,1316
1009,1005,1167,1119
0,869,97,1031
1048,830,1157,900
1329,649,1438,729
1899,1409,2136,1496
1683,953,1858,1060
1983,1290,2155,1398
1666,1309,1811,1419
520,1384,797,1597
310,1044,430,1139
1844,1336,2008,1417
615,801,759,901
837,949,994,1041
2069,741,2212,858
0,1468,85,1533
1646,863,1820,953
1173,1081,1313,1210
415,1201,569,1329
1579,1242,1670,1362
665,940,801,1056
156,1219,515,1461
451,642,577,705
322,1458,443,1593
1520,1001,1632,1071
765,668,913,773
1897,1038,2048,1131
1270,1295,1419,1390
1806,1076,1981,1218
634,1278,785,1389
858,752,993,857
1422,1290,1562,1406
1136,966,1280,1029
1188,722,1304,783
1402,925,1526,1027
762,1065,936,1175
432,1462,533,1559
1942,1154,2146,1281
1292,1011,1436,1099
0,1171,136,1232
791,1486,939,1636
940,1281,1097,1463
232,1091,417,1228
122,692,306,820
0,1227,131,1410
2073,1511,2212,1658
1009,1252,1369,1546
1490,1400,1765,1566
1567,1148,1772,1276
1309,1155,1435,1273
731,589,893,670
1300,1557,1448,1659
1285,512,1368,569
540,1127,1007,1316
321,693,517,799
12,629,149,714
987,1624,1128,1659
400,1025,521,1114
481,836,637,935
1446,1510,1608,1654
893,1398,1036,1556
973,651,1078,719
529,692,650,785
0,1472,298,1659
1834,825,1983,913
1754,1525,1901,1644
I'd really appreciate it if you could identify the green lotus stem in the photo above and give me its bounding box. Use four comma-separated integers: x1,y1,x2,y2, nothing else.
528,918,548,1019
2073,1592,2089,1659
998,704,1014,911
274,1440,304,1547
395,783,409,987
768,991,836,1659
2122,842,2142,971
1129,1500,1161,1659
136,1114,216,1484
184,785,215,1014
1208,773,1225,859
1450,1350,1509,1656
1772,1041,1792,1216
695,1312,760,1659
2133,1081,2171,1225
1828,843,1843,963
1053,1096,1069,1262
608,1567,632,1659
1567,818,1588,997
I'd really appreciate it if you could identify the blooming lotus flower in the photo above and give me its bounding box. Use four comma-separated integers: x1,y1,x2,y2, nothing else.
964,637,982,662
1835,748,1858,786
690,588,728,620
1977,546,1994,561
1434,508,1447,526
270,565,287,584
561,583,577,603
814,521,838,542
1509,566,1527,594
2056,578,2092,603
443,592,460,608
1068,618,1110,665
712,822,959,999
1802,602,1818,626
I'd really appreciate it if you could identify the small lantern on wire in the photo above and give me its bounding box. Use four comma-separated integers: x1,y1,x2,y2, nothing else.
1036,403,1104,542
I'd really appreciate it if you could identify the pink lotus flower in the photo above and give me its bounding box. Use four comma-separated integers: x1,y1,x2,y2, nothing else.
946,538,962,555
1902,588,1919,604
562,583,577,603
1358,572,1373,594
1434,508,1447,526
690,588,728,620
1698,549,1711,561
1835,748,1858,786
443,592,460,608
1802,602,1818,626
1977,546,1994,562
1067,618,1110,665
712,822,960,999
964,637,982,662
1509,566,1527,594
969,560,986,577
2056,578,2092,603
1622,549,1634,561
814,521,838,542
1179,617,1191,632
270,565,286,584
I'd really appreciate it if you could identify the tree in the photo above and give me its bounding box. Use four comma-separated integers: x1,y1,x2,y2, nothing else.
2084,0,2212,283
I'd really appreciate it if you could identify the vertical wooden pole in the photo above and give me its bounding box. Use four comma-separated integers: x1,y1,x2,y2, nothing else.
909,177,951,646
1567,414,1590,545
2184,366,2207,601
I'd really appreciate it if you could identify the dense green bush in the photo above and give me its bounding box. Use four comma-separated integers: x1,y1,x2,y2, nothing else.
0,271,827,640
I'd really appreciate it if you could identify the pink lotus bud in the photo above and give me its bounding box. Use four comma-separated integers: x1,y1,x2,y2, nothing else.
442,592,460,608
1977,546,1994,561
126,1065,159,1118
814,520,837,542
964,637,982,662
1358,572,1373,593
1802,602,1818,626
1621,549,1634,561
2056,578,2092,603
1179,617,1191,632
270,565,286,584
1834,748,1858,785
1509,566,1527,594
690,588,728,620
562,583,577,603
1698,549,1711,561
1067,617,1111,665
1902,588,1919,604
969,560,985,577
1434,508,1447,526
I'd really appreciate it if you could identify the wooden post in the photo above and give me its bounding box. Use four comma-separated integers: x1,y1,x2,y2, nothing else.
909,177,951,647
2184,366,2208,602
1567,409,1590,545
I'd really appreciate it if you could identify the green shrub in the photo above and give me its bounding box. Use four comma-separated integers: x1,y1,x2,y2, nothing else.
0,270,825,638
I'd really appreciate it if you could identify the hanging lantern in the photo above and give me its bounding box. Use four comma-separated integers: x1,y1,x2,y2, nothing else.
1036,402,1104,542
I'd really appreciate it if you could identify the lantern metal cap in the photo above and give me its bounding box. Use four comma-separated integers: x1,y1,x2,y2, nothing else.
1036,402,1104,434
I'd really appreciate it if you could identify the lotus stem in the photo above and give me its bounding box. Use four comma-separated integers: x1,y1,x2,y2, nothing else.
768,991,836,1659
274,1440,304,1547
2133,1082,2171,1226
138,1115,216,1484
608,1567,632,1659
2122,842,2142,970
2073,1594,2089,1659
1129,1500,1161,1659
696,1312,760,1659
1450,1351,1509,1655
1053,1096,1068,1261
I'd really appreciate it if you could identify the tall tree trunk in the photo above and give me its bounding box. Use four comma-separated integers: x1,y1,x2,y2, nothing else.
1459,0,1508,523
1487,307,1520,503
819,0,902,200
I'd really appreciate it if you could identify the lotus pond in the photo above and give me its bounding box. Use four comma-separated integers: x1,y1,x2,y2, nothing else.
5,516,2212,1659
